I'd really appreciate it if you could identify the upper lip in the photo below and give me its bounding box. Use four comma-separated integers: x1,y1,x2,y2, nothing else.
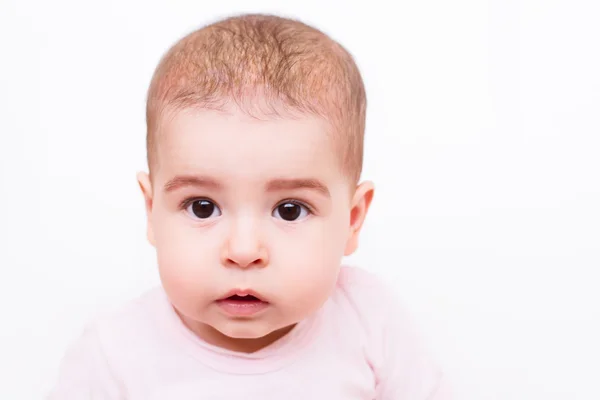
218,289,267,302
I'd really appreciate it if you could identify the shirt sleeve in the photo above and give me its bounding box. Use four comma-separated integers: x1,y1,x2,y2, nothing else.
339,267,453,400
47,323,124,400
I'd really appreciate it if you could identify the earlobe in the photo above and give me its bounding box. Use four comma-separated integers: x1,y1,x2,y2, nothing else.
344,181,375,256
136,171,156,247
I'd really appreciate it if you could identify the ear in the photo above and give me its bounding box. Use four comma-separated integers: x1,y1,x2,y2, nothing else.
137,171,156,247
344,180,375,256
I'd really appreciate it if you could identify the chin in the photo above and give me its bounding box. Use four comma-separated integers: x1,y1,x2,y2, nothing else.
217,321,273,339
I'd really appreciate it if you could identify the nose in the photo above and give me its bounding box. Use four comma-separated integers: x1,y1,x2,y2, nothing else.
221,216,268,269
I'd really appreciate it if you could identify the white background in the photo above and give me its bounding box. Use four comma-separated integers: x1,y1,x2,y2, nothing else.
1,0,599,399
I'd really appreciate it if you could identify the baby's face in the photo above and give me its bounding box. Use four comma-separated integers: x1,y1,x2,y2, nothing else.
139,106,371,350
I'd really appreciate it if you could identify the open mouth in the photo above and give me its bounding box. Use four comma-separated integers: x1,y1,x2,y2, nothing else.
226,294,261,302
216,291,270,316
218,289,267,303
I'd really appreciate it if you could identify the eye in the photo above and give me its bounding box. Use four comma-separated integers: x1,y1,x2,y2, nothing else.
185,199,222,220
272,201,311,222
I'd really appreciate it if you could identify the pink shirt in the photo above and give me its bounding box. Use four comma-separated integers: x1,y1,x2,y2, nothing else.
49,266,451,399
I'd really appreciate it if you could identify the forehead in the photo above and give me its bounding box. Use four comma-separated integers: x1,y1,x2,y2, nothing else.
154,107,343,186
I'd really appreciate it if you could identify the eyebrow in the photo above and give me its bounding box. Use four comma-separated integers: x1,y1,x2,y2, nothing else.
163,175,330,198
266,178,330,198
163,176,222,192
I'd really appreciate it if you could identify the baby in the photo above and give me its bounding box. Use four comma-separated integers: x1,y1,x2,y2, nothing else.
49,13,450,399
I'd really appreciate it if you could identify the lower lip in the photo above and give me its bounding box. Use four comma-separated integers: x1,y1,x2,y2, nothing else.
216,299,270,317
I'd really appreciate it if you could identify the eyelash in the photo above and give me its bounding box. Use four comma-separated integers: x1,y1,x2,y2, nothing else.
277,199,315,215
179,197,215,211
178,197,315,215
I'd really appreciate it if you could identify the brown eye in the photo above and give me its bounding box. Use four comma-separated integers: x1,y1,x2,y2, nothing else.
273,202,309,221
186,199,221,219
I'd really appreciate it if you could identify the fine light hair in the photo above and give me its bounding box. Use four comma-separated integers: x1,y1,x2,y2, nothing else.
146,14,367,183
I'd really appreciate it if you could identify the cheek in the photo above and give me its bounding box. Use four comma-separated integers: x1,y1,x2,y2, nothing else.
307,210,349,263
272,217,345,267
152,210,220,302
270,214,348,304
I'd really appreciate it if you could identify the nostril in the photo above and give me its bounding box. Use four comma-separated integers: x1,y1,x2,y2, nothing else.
224,255,268,269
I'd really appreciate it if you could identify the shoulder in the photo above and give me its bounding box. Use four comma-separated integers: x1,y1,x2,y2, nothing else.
91,287,166,337
331,265,414,354
77,287,170,370
333,265,405,328
332,266,448,398
49,288,166,399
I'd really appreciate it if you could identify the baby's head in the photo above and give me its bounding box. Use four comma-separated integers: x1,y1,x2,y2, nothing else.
138,14,374,352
